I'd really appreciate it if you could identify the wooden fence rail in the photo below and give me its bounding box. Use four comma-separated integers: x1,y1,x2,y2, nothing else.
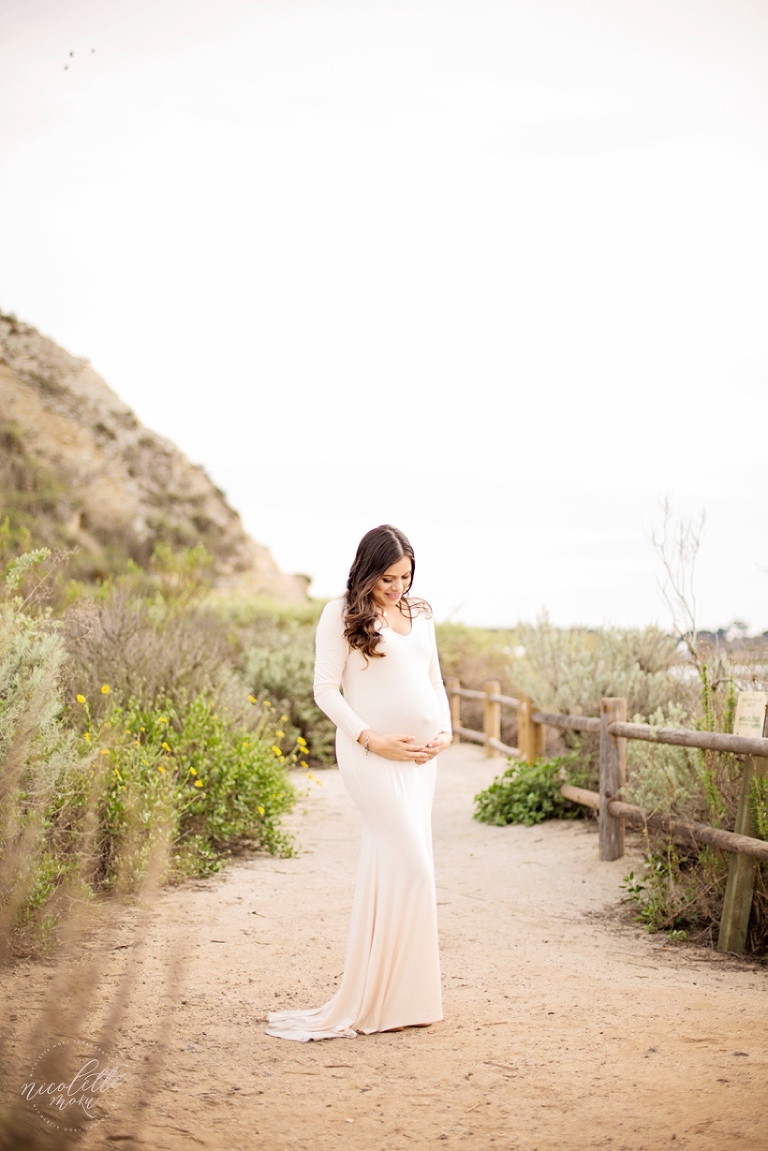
448,679,768,954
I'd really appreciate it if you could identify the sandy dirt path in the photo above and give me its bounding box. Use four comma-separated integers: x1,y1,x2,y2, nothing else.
6,744,768,1150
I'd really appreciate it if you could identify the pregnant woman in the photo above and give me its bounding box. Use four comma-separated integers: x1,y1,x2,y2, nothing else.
266,524,452,1041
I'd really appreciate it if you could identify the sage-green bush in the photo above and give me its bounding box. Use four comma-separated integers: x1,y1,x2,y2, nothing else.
507,615,693,725
213,594,334,763
0,552,101,952
242,643,335,765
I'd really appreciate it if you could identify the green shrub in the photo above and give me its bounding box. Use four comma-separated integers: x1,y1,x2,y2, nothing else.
215,594,334,764
620,841,731,946
243,643,335,765
622,703,704,815
0,550,101,953
0,550,303,955
507,616,690,722
473,755,586,827
75,691,298,884
618,668,768,950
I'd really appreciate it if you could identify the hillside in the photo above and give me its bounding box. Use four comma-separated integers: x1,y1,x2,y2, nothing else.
0,311,307,598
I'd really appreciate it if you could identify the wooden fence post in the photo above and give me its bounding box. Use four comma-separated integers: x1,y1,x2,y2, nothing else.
519,696,544,761
531,714,545,761
448,678,461,744
718,756,766,953
518,695,531,763
520,690,543,764
599,697,627,861
484,681,501,757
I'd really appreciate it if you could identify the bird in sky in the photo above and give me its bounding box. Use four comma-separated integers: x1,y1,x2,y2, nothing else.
63,48,95,70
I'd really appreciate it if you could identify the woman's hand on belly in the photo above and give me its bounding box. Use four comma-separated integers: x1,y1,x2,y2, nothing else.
358,730,428,763
416,731,452,763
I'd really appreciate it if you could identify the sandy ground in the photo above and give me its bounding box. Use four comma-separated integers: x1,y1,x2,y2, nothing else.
5,744,768,1151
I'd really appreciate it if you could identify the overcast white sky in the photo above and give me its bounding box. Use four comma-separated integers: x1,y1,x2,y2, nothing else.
2,0,767,629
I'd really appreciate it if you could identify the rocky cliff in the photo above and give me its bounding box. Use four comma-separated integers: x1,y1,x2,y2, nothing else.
0,311,307,599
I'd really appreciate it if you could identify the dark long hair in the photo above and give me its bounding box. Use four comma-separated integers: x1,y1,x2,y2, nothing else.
343,525,430,660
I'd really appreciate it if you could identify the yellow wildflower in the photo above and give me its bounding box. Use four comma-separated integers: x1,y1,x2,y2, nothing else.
162,741,171,751
158,765,166,774
248,695,257,704
194,779,203,788
264,700,271,708
114,767,121,780
84,732,90,743
101,684,110,694
300,761,308,769
297,736,307,747
271,745,282,756
275,731,284,739
159,716,168,723
280,715,288,723
242,741,249,749
76,694,86,704
101,749,110,756
189,767,197,775
258,805,265,815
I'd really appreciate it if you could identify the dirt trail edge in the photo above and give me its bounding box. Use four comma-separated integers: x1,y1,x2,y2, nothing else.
6,745,768,1150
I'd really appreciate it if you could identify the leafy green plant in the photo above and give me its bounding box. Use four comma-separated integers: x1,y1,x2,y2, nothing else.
619,870,646,899
473,755,586,827
619,834,730,944
0,550,304,955
74,690,299,884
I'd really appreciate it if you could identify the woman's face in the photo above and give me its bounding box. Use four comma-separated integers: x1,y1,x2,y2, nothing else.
371,555,413,612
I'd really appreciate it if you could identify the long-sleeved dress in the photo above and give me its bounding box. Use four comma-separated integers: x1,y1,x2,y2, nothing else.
265,597,452,1041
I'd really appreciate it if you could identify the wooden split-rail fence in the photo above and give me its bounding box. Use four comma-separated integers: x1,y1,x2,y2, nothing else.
447,678,768,955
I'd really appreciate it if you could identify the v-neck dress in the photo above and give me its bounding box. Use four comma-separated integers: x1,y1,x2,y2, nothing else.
265,596,452,1041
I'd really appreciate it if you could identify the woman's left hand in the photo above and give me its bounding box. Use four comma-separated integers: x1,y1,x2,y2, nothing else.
414,732,452,764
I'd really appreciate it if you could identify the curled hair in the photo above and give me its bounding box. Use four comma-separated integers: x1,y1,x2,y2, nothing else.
343,525,431,661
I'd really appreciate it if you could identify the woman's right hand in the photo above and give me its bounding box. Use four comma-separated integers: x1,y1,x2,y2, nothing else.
358,730,427,762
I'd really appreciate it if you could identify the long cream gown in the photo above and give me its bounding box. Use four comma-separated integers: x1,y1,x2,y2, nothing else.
265,597,452,1041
